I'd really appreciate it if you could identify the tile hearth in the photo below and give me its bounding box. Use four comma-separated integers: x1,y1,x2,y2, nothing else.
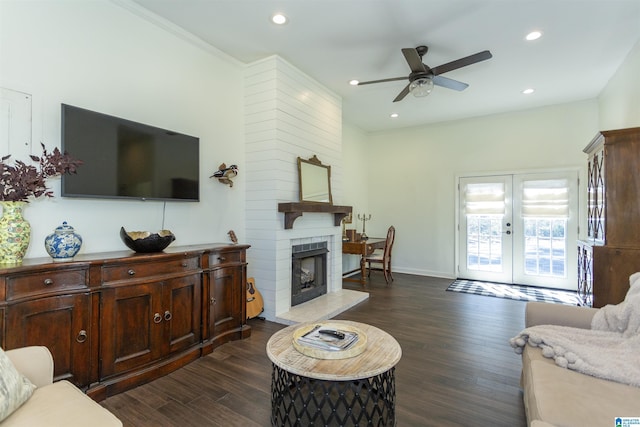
274,289,369,325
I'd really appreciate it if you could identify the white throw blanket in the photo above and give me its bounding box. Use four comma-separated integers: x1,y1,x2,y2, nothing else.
591,271,640,337
510,272,640,387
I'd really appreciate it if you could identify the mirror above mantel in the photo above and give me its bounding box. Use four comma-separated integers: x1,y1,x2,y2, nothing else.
298,155,332,204
277,155,351,229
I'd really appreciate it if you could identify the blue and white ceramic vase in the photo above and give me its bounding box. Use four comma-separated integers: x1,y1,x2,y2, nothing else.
44,221,82,262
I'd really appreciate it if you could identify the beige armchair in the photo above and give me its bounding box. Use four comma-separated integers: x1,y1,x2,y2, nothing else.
2,346,121,427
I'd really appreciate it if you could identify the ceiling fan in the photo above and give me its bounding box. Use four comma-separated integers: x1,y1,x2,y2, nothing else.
357,45,492,102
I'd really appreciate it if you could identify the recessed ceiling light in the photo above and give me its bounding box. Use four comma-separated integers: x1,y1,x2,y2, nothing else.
349,80,359,86
526,31,542,41
271,13,287,25
522,88,535,95
390,113,399,118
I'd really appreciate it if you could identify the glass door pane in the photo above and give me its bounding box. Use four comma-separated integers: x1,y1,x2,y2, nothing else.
459,176,512,283
513,172,578,289
466,215,504,272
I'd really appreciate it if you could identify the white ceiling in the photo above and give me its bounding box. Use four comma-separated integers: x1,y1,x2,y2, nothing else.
130,0,640,132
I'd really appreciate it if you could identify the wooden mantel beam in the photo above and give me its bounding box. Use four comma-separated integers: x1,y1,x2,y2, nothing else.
278,203,353,229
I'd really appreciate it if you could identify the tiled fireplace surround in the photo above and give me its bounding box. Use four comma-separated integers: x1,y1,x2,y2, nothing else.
244,56,368,324
276,234,366,324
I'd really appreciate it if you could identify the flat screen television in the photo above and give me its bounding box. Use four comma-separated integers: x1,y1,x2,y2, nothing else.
61,104,199,202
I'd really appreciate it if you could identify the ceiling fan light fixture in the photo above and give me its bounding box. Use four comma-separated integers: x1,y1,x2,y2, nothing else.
409,77,434,97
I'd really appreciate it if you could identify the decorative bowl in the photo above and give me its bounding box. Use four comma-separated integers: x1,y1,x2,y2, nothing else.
119,227,175,253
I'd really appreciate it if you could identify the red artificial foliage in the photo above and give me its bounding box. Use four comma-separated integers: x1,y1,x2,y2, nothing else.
0,143,83,202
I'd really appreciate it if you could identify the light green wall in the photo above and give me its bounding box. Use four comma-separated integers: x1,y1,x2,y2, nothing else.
0,1,245,257
360,101,598,278
598,39,640,129
341,122,370,272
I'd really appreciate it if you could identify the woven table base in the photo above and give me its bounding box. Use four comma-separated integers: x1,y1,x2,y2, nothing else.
271,363,396,427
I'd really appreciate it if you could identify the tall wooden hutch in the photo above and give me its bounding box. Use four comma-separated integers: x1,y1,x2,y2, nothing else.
577,127,640,307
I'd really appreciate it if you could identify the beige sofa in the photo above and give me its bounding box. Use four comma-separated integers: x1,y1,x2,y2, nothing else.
2,346,122,427
521,302,640,427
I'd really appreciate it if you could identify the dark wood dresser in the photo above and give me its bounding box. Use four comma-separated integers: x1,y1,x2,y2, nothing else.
0,243,250,401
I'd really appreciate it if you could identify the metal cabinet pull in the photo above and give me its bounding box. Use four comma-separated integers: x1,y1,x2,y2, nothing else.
127,269,136,276
76,330,87,343
210,297,216,305
153,313,162,323
181,262,188,267
164,310,172,321
44,278,54,286
218,256,226,262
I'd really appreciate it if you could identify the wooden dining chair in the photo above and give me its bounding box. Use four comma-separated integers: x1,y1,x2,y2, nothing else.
364,226,395,284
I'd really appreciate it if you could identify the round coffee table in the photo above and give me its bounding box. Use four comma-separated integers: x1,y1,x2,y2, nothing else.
266,320,402,426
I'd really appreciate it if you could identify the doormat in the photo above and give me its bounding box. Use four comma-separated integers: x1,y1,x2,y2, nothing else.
447,279,581,305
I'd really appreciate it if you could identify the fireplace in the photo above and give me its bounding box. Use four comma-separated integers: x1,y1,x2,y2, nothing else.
291,242,328,306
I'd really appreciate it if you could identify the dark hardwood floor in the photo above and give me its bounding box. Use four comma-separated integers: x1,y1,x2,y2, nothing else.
101,273,528,426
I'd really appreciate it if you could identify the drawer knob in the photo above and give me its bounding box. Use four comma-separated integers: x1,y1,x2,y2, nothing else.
76,330,87,343
43,278,54,286
181,262,188,267
127,269,136,276
164,310,172,321
210,297,216,305
218,256,226,262
153,313,162,324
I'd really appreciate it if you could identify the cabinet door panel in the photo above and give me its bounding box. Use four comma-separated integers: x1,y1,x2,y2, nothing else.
100,283,163,378
210,267,240,338
5,293,91,387
604,141,640,246
593,246,640,307
164,273,201,354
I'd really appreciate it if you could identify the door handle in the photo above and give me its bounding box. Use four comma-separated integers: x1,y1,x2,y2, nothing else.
504,222,511,234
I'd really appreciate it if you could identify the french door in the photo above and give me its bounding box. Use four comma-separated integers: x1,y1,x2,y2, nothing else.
458,172,578,290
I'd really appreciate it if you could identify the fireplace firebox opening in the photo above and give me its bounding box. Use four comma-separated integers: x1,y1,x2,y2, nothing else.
291,242,328,306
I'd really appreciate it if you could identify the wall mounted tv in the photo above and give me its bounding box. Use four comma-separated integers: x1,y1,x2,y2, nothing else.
61,104,199,202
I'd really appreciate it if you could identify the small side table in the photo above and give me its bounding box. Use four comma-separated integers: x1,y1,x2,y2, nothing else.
266,320,402,426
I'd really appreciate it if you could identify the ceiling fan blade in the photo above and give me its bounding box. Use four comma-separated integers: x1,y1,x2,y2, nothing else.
357,76,407,86
401,48,426,73
393,84,411,102
430,50,492,76
433,75,469,91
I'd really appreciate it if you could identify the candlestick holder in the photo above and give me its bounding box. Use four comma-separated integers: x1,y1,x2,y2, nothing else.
357,213,372,240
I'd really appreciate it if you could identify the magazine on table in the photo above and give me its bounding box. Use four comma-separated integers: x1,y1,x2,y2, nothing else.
296,324,359,351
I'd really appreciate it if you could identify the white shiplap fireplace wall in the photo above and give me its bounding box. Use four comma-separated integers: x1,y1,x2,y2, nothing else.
244,55,346,322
